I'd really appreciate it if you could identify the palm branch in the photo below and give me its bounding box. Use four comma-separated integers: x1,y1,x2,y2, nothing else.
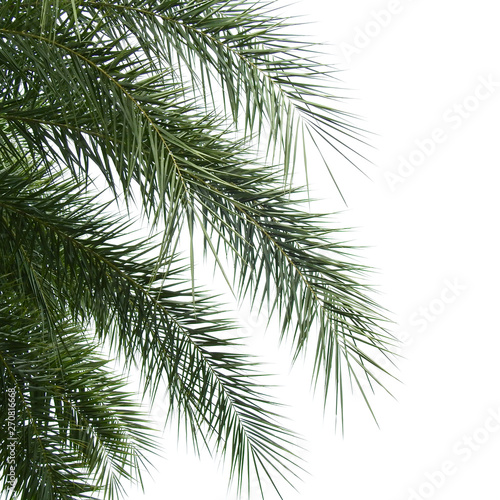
0,1,396,498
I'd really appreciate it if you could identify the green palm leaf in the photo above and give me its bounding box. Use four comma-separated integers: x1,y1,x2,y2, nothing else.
0,294,157,500
0,156,304,498
0,1,395,498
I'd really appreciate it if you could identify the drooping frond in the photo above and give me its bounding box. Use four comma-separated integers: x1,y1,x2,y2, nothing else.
0,294,157,500
0,156,304,498
0,1,394,498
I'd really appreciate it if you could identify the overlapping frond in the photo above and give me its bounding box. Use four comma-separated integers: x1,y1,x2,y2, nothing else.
74,0,365,178
0,157,304,498
0,293,156,500
0,1,394,498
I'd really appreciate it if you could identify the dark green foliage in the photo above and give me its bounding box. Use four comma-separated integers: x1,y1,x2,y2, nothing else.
0,1,395,498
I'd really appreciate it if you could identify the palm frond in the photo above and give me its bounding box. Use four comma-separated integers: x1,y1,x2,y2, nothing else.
0,1,395,497
0,294,157,500
0,155,304,498
83,0,368,180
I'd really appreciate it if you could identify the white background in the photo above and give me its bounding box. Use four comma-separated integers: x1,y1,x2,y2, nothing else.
131,1,500,499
